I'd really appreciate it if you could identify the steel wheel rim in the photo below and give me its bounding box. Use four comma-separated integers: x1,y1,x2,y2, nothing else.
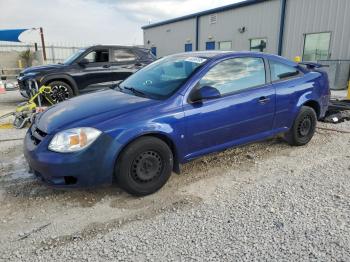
131,150,163,183
50,85,70,102
298,116,312,137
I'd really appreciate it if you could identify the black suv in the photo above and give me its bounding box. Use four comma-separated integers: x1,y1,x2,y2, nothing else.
17,45,156,102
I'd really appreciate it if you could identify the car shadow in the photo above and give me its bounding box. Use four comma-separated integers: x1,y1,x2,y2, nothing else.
1,137,292,208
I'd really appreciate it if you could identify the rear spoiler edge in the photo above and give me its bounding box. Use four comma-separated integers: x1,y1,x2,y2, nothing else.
299,62,329,69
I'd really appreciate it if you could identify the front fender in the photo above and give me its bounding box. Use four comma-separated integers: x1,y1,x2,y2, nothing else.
105,123,183,173
114,123,177,154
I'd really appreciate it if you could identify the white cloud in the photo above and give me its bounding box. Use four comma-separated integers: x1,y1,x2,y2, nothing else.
0,0,242,46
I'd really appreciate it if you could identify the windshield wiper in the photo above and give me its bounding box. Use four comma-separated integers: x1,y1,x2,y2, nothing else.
123,86,148,97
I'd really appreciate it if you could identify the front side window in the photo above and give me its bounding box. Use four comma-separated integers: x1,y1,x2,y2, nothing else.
119,56,207,99
269,60,300,82
199,57,266,95
303,32,331,61
113,49,136,62
84,49,109,63
250,38,267,52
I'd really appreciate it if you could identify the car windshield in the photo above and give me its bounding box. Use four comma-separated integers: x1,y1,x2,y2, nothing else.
119,55,207,99
63,48,86,65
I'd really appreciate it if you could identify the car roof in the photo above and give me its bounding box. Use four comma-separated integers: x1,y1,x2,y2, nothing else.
169,51,227,59
85,45,149,50
168,51,297,66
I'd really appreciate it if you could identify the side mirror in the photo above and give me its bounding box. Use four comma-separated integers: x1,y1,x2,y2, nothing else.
190,86,221,102
78,58,89,67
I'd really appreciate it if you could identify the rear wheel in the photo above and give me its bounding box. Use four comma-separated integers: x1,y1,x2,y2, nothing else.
48,81,74,103
285,106,317,146
115,137,173,196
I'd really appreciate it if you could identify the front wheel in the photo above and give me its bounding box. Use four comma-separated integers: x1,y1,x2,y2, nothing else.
285,106,317,146
115,137,173,196
48,81,74,103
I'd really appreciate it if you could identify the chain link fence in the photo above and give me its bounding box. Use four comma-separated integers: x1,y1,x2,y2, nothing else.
0,41,86,64
0,42,87,80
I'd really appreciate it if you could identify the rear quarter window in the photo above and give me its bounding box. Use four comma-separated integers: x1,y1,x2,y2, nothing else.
269,60,301,82
113,49,136,62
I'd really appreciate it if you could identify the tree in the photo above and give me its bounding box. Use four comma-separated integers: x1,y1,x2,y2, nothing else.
19,49,34,67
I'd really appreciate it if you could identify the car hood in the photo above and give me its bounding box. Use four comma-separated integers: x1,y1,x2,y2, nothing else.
21,64,66,75
36,89,158,134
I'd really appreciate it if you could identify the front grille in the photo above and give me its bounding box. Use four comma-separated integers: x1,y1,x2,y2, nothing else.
29,124,47,145
18,80,25,90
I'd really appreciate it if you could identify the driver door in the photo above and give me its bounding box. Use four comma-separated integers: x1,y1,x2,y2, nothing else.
183,56,276,159
76,48,112,88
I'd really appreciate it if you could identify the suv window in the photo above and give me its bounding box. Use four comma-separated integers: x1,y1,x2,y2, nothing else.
199,57,266,95
269,60,300,81
84,49,109,63
113,49,136,62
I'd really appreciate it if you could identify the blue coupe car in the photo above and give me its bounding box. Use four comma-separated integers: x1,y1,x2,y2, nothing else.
24,51,330,195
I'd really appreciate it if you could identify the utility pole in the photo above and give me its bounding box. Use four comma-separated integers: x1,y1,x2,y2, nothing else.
39,27,47,61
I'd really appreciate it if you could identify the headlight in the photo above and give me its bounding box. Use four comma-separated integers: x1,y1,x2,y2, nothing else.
48,127,102,153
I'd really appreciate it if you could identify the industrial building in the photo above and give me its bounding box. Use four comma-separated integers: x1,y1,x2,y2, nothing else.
142,0,350,61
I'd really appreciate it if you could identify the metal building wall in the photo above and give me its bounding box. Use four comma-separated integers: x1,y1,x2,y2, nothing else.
143,0,350,60
282,0,350,60
198,0,280,53
143,18,196,57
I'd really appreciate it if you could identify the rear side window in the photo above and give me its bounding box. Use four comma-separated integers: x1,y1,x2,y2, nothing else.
84,49,109,63
269,60,300,81
113,49,136,62
199,57,266,95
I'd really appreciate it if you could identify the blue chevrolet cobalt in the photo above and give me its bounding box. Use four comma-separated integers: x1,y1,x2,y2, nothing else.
24,51,330,195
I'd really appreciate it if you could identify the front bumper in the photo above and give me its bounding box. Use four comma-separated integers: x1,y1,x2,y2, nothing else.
23,125,120,188
17,75,42,98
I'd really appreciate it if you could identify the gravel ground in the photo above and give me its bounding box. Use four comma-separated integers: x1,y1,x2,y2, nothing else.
0,91,350,261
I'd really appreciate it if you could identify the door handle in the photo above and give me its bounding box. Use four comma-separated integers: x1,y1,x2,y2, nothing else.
258,96,270,104
102,65,110,68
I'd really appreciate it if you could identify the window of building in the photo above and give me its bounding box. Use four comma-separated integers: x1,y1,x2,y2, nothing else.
303,32,331,61
151,47,157,57
218,41,232,51
113,49,136,62
250,38,267,52
269,60,300,82
206,41,215,50
185,43,192,52
83,49,109,63
199,57,266,95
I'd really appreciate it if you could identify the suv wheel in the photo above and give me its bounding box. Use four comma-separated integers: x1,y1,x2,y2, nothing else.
115,137,173,196
285,106,317,146
48,81,74,103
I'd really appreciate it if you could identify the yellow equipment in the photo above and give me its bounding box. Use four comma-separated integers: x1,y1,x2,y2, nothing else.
294,56,302,63
0,82,54,129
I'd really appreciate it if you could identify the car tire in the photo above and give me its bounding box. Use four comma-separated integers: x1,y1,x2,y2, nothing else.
285,106,317,146
115,136,173,196
48,81,74,103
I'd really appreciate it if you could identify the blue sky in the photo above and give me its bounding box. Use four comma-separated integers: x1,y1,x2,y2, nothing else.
0,0,241,45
